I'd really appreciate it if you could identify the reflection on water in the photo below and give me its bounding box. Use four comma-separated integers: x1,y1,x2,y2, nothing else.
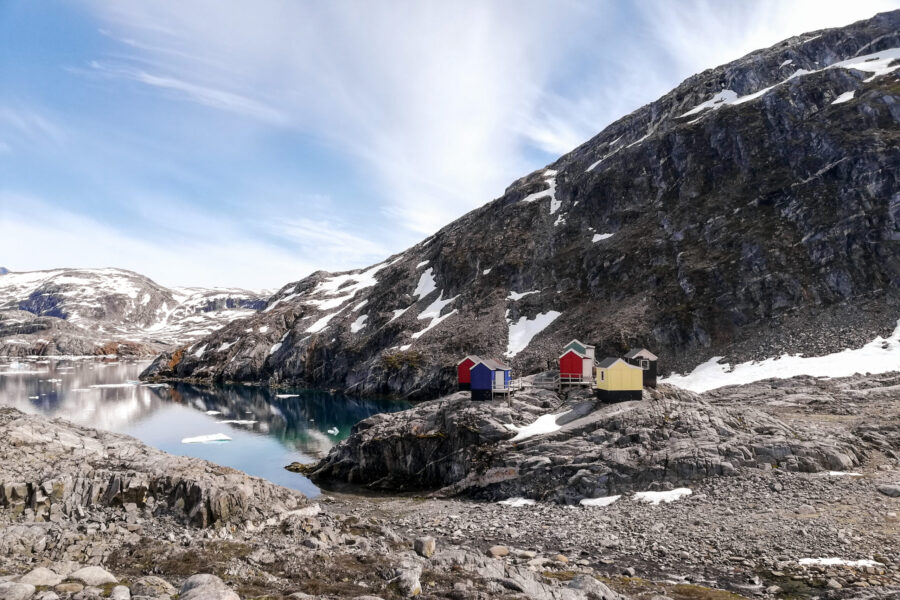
0,357,409,497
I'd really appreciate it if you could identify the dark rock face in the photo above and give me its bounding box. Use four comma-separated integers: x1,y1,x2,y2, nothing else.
0,268,265,356
144,12,900,399
306,372,900,502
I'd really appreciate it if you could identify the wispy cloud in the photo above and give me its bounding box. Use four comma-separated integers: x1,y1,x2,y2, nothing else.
0,106,66,147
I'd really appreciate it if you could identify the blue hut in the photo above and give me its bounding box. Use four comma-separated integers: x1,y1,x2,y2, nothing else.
469,358,511,401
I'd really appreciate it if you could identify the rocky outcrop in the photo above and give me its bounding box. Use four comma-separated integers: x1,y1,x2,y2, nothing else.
0,408,306,528
306,383,869,501
0,268,265,356
143,11,900,399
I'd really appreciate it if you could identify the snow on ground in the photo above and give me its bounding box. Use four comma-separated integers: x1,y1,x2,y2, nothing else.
579,495,621,507
661,319,900,393
416,260,429,268
182,433,232,444
205,410,222,415
506,310,561,358
592,233,614,243
410,294,459,340
586,136,623,172
193,344,207,358
268,343,282,356
505,410,571,442
350,314,368,333
832,90,855,104
521,169,560,214
388,307,409,323
483,268,492,275
498,498,536,507
275,394,299,399
824,471,863,477
780,59,793,67
306,310,343,334
218,420,257,425
414,268,438,300
633,488,692,505
313,261,389,298
798,558,883,568
680,48,899,120
508,290,539,301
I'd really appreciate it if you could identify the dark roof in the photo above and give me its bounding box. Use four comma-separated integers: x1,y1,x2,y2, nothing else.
624,348,658,360
596,357,621,368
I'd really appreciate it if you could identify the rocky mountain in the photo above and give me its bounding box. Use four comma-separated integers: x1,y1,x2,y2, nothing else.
0,268,265,356
144,11,900,399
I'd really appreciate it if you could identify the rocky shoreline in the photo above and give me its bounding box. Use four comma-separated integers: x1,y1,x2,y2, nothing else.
0,371,898,599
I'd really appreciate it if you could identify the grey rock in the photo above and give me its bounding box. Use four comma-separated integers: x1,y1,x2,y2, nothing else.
413,536,436,558
394,565,421,597
487,545,509,558
876,484,900,497
17,569,62,587
109,587,130,600
568,574,625,600
68,567,117,587
130,577,176,597
179,574,239,600
0,583,36,600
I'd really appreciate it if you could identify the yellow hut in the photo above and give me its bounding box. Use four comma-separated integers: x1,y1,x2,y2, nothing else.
594,357,643,402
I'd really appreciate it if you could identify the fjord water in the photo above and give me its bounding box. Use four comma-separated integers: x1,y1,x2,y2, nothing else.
0,358,409,496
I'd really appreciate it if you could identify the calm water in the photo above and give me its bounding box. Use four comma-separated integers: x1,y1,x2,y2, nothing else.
0,357,409,497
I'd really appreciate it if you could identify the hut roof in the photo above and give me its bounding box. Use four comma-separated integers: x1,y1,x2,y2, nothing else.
473,358,510,371
457,355,482,366
596,357,641,369
624,348,658,360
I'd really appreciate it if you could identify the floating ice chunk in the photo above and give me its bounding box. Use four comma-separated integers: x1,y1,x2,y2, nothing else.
326,427,339,435
498,497,536,507
275,394,299,399
182,433,232,444
633,488,692,505
580,495,621,507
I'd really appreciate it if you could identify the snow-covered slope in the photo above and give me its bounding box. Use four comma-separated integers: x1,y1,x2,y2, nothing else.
145,10,899,398
0,268,266,356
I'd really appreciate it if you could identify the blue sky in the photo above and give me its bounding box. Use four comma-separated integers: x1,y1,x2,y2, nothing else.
1,0,896,289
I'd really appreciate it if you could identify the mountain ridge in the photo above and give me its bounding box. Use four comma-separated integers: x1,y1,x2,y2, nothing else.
143,11,900,395
0,267,266,356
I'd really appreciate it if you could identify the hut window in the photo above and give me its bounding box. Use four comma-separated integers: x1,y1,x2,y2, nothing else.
640,359,649,370
600,371,605,381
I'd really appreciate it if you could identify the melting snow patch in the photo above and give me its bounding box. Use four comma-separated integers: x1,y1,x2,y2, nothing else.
205,410,222,415
506,311,561,358
825,471,863,477
182,433,231,444
580,495,621,507
780,59,793,67
506,411,570,442
508,290,539,301
306,311,341,334
798,558,883,568
414,268,437,300
592,233,614,243
268,343,282,356
522,169,560,214
633,488,692,505
193,344,206,358
483,268,492,275
258,325,269,334
411,293,459,340
350,314,368,333
661,319,900,393
218,420,257,425
498,497,536,507
416,260,429,268
832,91,855,104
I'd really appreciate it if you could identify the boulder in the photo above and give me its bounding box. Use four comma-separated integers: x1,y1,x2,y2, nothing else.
179,574,239,600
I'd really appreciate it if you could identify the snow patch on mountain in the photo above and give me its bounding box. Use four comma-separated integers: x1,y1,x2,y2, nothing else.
506,310,561,358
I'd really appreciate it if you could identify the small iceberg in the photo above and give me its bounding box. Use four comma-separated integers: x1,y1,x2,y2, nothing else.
182,433,232,444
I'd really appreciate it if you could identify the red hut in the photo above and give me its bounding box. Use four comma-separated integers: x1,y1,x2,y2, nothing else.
559,349,590,383
456,355,481,390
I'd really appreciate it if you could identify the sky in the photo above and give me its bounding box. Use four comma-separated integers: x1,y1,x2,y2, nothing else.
0,0,897,289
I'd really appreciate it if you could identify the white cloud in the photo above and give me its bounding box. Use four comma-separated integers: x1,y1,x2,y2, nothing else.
0,192,317,289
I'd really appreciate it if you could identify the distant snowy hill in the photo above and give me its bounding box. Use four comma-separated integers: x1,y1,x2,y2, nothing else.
0,268,266,356
142,10,897,397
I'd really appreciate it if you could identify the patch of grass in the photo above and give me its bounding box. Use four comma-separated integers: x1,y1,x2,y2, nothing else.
542,570,577,581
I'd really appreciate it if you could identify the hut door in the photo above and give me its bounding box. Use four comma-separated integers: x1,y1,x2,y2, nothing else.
494,371,504,389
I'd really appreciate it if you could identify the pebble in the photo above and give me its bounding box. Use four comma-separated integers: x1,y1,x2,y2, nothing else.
413,536,436,559
488,545,510,558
